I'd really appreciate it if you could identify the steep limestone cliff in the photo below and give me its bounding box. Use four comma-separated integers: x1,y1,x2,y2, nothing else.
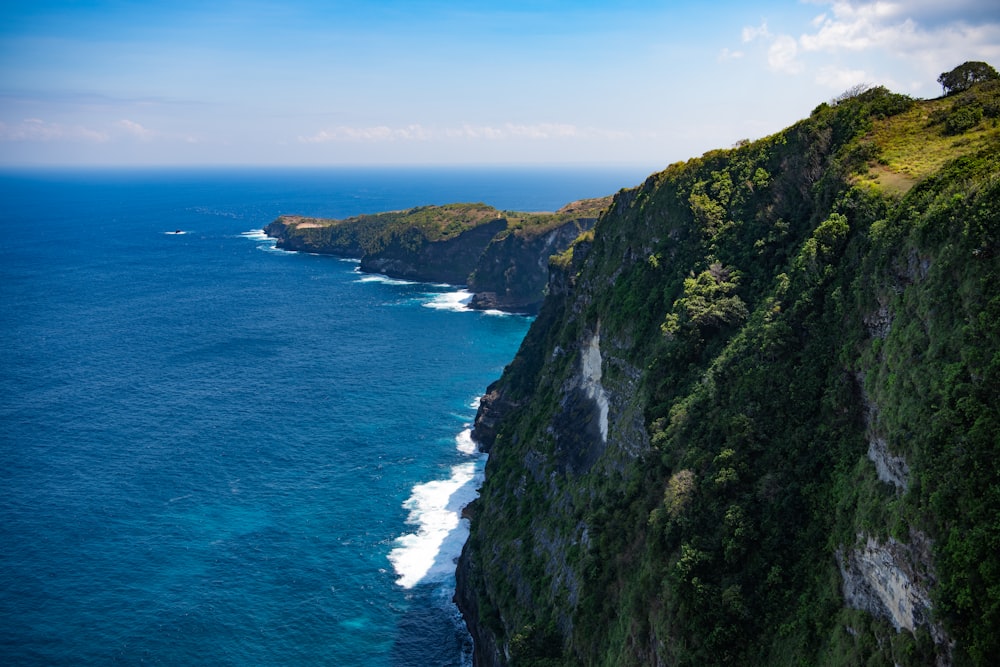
457,84,1000,666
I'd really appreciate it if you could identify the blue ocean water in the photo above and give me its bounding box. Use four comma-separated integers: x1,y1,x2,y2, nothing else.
0,166,648,666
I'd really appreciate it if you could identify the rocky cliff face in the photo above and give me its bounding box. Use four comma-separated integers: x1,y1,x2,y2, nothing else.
457,86,1000,666
468,217,597,314
359,217,507,285
263,216,365,256
837,531,950,657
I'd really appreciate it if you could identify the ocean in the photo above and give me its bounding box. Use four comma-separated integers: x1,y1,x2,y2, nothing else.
0,166,648,666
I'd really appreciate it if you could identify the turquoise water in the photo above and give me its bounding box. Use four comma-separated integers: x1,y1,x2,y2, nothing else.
0,167,646,665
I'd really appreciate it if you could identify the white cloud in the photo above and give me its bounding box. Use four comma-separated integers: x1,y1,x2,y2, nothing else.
742,21,771,42
801,5,917,52
815,65,870,90
769,35,804,74
736,1,1000,89
0,117,199,145
300,122,617,144
497,123,580,139
116,119,156,140
0,118,109,142
800,1,1000,59
798,1,1000,90
300,124,432,142
719,48,745,61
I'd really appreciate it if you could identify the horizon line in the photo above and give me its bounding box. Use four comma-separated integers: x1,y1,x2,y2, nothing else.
0,162,663,171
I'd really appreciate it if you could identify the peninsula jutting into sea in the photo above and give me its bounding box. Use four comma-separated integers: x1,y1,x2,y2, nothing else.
263,197,610,315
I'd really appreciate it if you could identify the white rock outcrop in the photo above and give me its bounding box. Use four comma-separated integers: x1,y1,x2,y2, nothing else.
837,532,950,660
838,535,930,633
579,328,609,443
857,376,909,492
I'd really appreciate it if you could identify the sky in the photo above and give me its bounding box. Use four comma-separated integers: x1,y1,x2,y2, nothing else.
1,0,998,168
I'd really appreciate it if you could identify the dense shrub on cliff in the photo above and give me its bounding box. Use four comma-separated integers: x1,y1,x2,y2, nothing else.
938,61,1000,95
459,78,999,666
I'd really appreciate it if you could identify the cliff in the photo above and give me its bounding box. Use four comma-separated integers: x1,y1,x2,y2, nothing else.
358,215,508,285
264,199,608,312
468,198,607,313
263,215,367,256
457,79,1000,666
263,203,505,268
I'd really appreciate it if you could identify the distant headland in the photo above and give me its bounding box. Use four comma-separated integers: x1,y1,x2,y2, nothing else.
264,197,610,314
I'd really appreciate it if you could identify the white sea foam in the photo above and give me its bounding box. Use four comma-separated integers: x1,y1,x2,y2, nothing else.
354,272,417,286
164,230,187,235
425,291,524,317
240,229,269,241
455,428,478,455
388,430,487,589
240,228,292,253
423,290,473,312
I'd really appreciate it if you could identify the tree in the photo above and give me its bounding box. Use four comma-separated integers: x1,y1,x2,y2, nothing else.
937,61,999,95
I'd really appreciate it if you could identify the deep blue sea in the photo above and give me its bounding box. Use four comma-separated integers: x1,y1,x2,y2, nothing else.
0,166,648,666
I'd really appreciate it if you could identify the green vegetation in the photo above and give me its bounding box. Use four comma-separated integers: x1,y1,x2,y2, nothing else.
461,70,1000,666
270,202,505,255
271,197,610,257
502,196,611,238
856,77,1000,195
938,61,1000,95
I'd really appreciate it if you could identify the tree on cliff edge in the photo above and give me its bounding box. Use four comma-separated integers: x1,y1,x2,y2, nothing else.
938,61,999,95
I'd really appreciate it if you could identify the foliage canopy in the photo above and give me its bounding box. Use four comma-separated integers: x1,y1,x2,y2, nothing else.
461,73,1000,667
938,61,999,95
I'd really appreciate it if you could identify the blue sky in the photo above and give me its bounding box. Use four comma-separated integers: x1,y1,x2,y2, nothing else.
1,0,998,167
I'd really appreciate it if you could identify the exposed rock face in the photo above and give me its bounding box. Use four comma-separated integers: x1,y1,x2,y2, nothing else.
858,380,910,492
842,341,948,658
468,217,597,313
867,436,910,491
837,532,950,658
577,327,609,444
551,328,612,476
471,382,518,454
360,218,507,285
263,216,365,256
456,211,657,664
455,552,506,667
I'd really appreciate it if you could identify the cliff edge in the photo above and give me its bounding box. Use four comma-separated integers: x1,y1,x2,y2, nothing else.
457,79,1000,666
